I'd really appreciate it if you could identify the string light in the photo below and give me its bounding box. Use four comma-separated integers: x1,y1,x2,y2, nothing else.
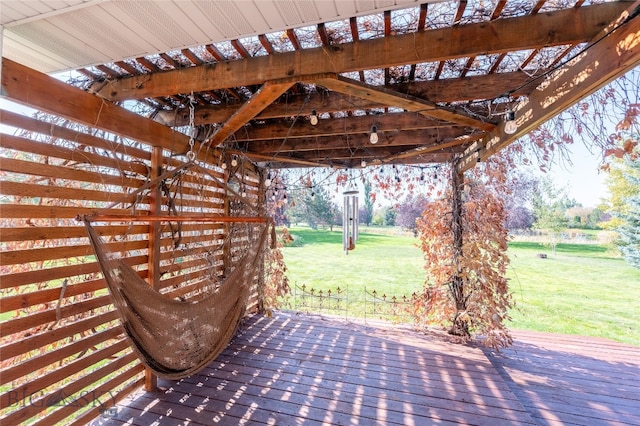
361,159,367,168
504,110,518,134
369,125,378,144
231,154,238,167
265,172,272,187
310,110,318,126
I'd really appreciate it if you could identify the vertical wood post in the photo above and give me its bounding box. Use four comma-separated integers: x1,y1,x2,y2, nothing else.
145,146,163,391
223,161,232,274
449,161,469,337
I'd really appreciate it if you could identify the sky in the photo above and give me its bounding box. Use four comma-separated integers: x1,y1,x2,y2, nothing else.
542,143,608,208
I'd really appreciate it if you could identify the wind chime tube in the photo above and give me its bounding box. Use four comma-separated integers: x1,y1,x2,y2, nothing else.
352,196,359,244
343,190,359,254
343,195,348,253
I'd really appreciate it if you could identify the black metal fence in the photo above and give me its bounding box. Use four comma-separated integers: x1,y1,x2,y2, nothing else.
291,284,418,324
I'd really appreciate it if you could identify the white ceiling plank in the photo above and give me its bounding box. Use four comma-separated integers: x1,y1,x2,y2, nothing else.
252,1,288,31
334,0,359,18
3,31,77,71
109,1,199,51
214,1,261,36
89,4,158,58
98,1,172,53
274,1,304,27
2,0,103,27
172,1,226,41
0,3,25,24
8,19,105,67
46,7,147,63
1,0,445,73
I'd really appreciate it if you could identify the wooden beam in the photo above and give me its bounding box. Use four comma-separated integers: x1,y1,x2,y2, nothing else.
381,133,485,163
1,58,192,154
245,128,465,154
154,71,536,126
231,112,449,142
316,75,495,131
203,79,294,146
458,5,640,172
93,3,627,101
241,151,325,168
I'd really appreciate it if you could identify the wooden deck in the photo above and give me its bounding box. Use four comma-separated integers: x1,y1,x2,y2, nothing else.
94,313,640,425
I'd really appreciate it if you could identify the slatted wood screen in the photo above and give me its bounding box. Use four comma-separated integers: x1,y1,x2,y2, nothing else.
0,59,264,425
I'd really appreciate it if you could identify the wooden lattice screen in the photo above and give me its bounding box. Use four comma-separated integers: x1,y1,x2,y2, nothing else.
0,59,264,425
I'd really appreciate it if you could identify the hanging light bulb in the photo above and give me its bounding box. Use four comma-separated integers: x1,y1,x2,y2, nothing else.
310,109,318,126
361,159,367,168
265,172,272,187
369,125,378,144
283,193,288,203
221,161,227,170
241,186,247,197
504,110,518,135
231,154,238,167
420,172,425,182
311,190,315,198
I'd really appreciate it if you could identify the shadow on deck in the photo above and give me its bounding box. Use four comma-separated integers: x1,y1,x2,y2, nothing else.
93,312,639,425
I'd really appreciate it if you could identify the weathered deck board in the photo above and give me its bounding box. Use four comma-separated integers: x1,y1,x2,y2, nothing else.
94,313,536,425
92,314,640,425
485,330,640,426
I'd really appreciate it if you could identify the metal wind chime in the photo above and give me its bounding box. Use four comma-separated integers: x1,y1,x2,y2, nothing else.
342,189,359,254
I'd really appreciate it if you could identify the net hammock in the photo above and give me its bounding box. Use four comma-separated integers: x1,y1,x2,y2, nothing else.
84,218,271,379
81,147,274,379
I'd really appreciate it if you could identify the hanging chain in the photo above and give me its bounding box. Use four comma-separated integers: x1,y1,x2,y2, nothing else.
186,92,196,162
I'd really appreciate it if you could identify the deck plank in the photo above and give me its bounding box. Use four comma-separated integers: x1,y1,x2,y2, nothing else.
485,329,640,426
95,313,536,425
91,313,638,425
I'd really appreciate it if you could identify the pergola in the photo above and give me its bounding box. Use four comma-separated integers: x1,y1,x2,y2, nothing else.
3,0,639,170
1,1,639,424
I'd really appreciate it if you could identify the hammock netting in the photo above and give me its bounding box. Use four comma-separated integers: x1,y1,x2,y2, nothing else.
83,160,272,379
85,219,270,379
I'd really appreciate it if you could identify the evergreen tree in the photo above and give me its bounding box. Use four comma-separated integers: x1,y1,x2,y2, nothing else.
616,156,640,268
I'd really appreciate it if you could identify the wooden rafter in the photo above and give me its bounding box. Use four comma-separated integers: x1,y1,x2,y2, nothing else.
1,58,193,155
458,5,640,172
181,48,203,66
381,133,485,163
258,34,275,54
317,23,330,46
232,112,447,142
316,75,495,131
244,128,465,154
231,40,250,58
91,3,626,101
154,70,538,127
203,80,295,147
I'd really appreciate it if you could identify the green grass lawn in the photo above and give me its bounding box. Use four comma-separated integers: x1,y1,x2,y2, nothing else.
281,226,640,346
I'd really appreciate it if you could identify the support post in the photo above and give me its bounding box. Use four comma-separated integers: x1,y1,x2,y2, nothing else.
145,146,163,391
449,162,468,337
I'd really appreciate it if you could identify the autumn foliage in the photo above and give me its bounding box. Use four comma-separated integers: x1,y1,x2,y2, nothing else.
414,161,513,349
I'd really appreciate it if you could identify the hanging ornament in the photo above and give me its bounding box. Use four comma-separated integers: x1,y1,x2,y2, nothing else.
343,189,359,254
